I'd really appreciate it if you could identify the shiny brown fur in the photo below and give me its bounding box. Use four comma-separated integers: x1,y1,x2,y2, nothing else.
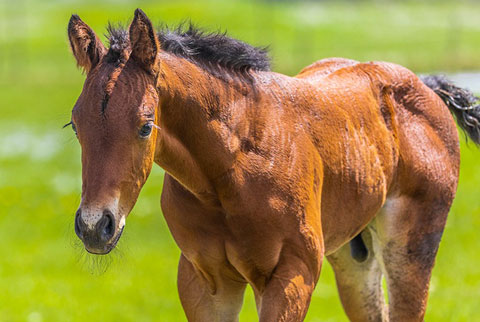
68,9,479,322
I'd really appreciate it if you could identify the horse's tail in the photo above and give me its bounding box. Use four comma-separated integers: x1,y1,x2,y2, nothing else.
421,75,480,146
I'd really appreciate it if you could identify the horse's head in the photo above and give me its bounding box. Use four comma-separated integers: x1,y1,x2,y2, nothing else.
67,10,161,254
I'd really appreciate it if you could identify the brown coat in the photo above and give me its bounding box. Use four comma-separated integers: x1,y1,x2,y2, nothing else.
68,9,480,322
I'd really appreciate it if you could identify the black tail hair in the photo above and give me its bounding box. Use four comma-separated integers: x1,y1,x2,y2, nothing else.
421,75,480,146
422,75,480,146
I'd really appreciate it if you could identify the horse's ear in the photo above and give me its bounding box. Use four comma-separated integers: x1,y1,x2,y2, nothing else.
68,15,106,73
129,9,160,73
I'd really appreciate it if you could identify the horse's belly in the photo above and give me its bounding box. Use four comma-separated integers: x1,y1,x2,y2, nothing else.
321,183,386,255
319,143,395,254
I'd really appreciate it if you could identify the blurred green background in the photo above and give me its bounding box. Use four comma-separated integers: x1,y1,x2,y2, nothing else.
1,0,480,321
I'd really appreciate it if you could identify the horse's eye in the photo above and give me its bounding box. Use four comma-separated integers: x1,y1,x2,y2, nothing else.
139,123,152,138
71,122,77,135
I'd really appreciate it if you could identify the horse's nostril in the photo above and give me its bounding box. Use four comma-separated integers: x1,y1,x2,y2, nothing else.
74,209,85,239
104,213,114,237
97,210,115,241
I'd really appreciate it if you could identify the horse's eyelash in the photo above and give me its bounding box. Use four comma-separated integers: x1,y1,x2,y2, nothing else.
63,121,73,129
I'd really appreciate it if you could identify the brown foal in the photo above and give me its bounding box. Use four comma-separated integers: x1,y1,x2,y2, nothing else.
67,9,480,322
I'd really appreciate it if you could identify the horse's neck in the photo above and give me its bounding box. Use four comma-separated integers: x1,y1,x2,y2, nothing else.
153,53,253,200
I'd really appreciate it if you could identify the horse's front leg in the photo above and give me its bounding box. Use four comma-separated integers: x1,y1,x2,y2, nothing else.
177,254,247,322
256,244,324,322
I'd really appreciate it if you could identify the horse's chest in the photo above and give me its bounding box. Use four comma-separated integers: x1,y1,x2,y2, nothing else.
166,208,282,292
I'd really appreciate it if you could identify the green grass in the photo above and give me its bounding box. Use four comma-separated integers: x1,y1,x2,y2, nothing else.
1,0,480,321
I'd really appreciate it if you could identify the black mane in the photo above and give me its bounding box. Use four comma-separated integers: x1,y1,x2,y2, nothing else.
105,23,271,79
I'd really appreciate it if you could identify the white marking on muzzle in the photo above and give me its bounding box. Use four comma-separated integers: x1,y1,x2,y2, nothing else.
119,215,126,229
80,199,119,230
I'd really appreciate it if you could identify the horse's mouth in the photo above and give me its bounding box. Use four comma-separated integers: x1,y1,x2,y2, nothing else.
85,226,125,255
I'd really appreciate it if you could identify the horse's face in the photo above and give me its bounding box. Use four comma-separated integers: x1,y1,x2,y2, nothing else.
68,10,161,254
72,66,158,254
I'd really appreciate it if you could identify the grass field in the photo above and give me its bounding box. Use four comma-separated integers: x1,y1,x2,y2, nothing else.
1,0,480,321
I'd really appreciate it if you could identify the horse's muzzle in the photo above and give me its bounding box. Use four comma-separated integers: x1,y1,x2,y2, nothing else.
75,209,123,254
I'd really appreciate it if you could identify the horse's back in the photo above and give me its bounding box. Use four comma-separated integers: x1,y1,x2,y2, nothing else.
295,57,359,82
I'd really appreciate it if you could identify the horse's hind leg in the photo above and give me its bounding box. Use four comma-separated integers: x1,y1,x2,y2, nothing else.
327,229,388,322
371,194,451,321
